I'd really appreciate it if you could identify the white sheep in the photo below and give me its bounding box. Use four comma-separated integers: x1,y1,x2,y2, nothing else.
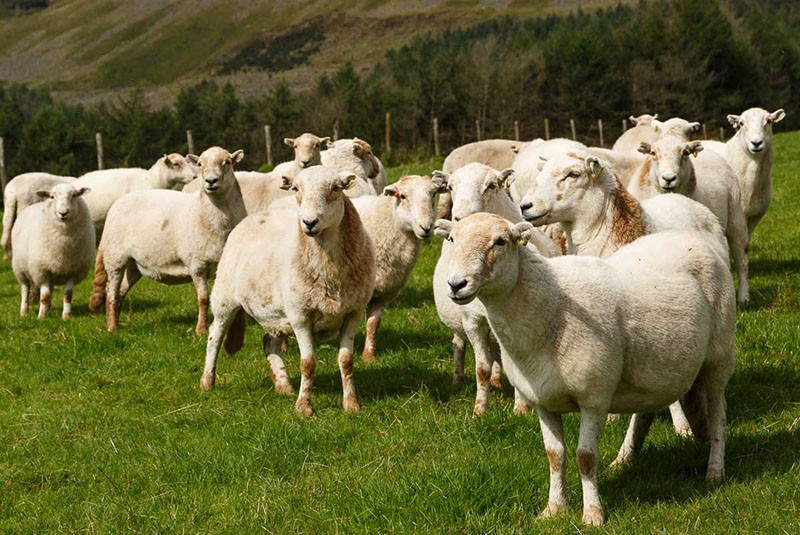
2,172,76,259
629,137,750,304
519,150,728,436
611,113,660,154
11,183,95,320
510,138,586,203
322,138,386,195
199,166,375,416
703,107,786,237
184,170,291,213
71,153,199,236
351,175,444,361
89,147,247,335
272,132,330,178
431,163,560,416
436,213,735,526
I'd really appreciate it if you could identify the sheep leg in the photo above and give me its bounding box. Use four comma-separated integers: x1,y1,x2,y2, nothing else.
488,340,502,390
728,205,750,305
536,407,567,518
61,281,74,320
668,401,693,438
452,333,467,391
362,306,383,362
200,303,239,391
338,312,361,412
19,283,29,317
465,319,493,417
576,410,605,526
293,322,316,417
105,268,125,333
704,375,728,483
190,271,210,336
37,282,52,320
513,389,531,415
610,412,655,468
263,335,294,395
119,261,142,300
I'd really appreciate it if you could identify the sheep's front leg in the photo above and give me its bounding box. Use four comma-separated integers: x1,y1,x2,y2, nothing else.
488,341,503,390
190,271,210,336
537,407,567,518
200,303,240,391
37,282,52,320
264,335,294,395
464,318,493,417
293,321,317,416
338,312,361,412
61,281,74,320
19,283,30,317
362,305,383,362
577,409,606,526
452,333,467,391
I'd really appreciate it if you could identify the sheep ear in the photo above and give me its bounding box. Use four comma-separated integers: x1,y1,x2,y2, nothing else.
325,139,335,149
683,141,704,157
652,113,659,120
36,190,53,199
509,221,534,246
586,157,602,179
164,154,179,169
433,219,452,240
279,176,294,190
651,119,664,132
185,154,199,165
638,142,652,155
73,187,90,197
497,168,515,188
770,109,786,123
319,136,331,144
383,185,398,197
727,114,742,129
339,172,357,189
284,137,295,147
689,122,701,134
431,171,450,192
510,144,520,155
628,114,637,125
231,150,245,164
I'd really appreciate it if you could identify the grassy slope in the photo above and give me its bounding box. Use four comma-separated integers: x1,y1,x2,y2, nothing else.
1,138,799,532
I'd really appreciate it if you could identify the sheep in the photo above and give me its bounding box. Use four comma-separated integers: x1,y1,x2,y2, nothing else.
351,175,444,361
439,139,526,219
629,136,751,304
199,166,375,416
2,172,75,259
436,213,736,526
431,163,560,416
272,133,330,178
322,138,385,195
11,183,95,320
510,138,585,203
71,153,199,236
612,113,660,154
184,171,291,213
89,147,247,335
519,150,727,436
703,108,786,237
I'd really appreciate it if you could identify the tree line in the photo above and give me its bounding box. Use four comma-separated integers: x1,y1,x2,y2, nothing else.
0,0,797,180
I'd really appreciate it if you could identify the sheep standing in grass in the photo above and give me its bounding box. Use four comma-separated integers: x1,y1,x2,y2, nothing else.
71,154,199,236
89,147,247,335
11,184,95,320
519,151,727,436
2,172,75,259
199,166,375,416
437,213,735,526
352,175,444,361
432,163,559,415
629,137,750,304
272,133,330,178
703,108,786,237
322,138,385,195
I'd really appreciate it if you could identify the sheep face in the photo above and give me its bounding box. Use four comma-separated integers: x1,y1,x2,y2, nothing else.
163,153,201,185
281,166,356,236
36,184,89,224
352,138,380,180
652,117,701,140
638,137,703,193
728,107,785,155
194,147,243,196
519,152,602,225
435,213,532,305
383,175,440,239
441,163,516,222
284,133,328,169
629,113,658,126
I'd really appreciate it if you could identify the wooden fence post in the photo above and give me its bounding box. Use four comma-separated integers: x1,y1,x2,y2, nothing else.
265,125,273,166
598,119,604,147
570,119,577,141
702,123,708,140
719,127,724,141
433,118,441,157
514,120,520,141
622,119,627,133
544,118,550,141
333,120,340,141
95,132,104,170
385,112,392,152
186,130,195,155
0,137,6,198
475,119,481,142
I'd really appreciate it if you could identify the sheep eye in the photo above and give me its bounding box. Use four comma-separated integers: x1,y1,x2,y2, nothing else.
399,194,407,200
486,183,496,190
495,238,507,247
290,186,299,192
446,236,453,243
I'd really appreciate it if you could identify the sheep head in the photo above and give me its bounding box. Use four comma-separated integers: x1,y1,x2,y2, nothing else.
36,184,90,224
282,167,356,236
383,175,439,239
638,137,702,193
728,107,785,156
196,147,244,197
447,163,516,222
284,133,327,168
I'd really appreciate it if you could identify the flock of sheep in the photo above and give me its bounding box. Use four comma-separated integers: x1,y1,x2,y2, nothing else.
0,106,785,526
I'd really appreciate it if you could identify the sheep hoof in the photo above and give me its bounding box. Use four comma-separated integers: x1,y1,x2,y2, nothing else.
195,325,208,337
61,312,70,321
343,396,360,412
274,382,295,396
490,376,502,390
361,349,376,362
295,399,313,417
539,501,567,519
199,373,216,392
674,423,693,438
706,467,725,483
606,413,620,423
2,251,9,260
610,452,631,470
582,505,605,526
513,403,530,415
472,403,487,418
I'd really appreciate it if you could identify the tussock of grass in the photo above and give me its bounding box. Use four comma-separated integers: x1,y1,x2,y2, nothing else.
1,134,799,531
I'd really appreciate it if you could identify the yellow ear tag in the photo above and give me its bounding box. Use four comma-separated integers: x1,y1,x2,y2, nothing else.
517,238,527,246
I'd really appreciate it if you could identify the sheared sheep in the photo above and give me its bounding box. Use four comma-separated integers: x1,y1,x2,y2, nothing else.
272,132,330,178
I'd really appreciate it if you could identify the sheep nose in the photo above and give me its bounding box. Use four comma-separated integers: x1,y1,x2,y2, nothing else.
301,159,311,166
205,177,220,186
520,201,533,213
453,216,461,222
302,218,319,230
448,278,468,293
420,225,432,235
751,139,763,149
662,174,677,185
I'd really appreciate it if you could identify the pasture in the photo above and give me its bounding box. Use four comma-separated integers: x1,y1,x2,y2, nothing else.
1,134,799,533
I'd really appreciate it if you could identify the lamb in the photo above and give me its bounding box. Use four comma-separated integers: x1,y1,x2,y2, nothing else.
509,138,585,203
612,113,660,154
11,183,95,320
322,138,386,195
272,133,330,178
629,137,750,304
71,153,199,236
436,213,736,526
199,166,375,416
89,147,247,335
431,163,560,416
351,175,444,361
2,172,76,259
519,151,727,436
703,108,786,237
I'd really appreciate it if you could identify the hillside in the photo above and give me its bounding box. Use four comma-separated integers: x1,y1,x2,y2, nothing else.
0,0,626,106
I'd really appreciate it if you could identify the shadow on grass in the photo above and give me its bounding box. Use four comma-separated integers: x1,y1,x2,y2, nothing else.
311,363,454,404
394,285,434,309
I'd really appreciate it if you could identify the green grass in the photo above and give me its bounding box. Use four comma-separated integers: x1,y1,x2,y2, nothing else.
2,134,800,532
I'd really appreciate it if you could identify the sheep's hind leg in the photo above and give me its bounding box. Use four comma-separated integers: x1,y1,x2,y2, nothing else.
19,282,30,317
119,261,142,300
190,270,210,336
576,409,606,526
489,340,502,390
338,312,361,412
610,412,655,469
451,333,467,391
61,281,74,320
362,305,383,362
200,303,239,391
466,320,493,417
105,266,125,332
668,401,693,438
37,282,52,320
537,407,567,519
263,335,294,396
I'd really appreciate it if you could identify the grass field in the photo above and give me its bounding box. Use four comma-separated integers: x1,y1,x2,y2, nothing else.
1,136,799,533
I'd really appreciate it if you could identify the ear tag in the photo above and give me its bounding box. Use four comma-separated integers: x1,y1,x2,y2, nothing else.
517,238,526,246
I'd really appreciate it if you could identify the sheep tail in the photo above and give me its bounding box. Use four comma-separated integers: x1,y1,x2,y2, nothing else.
1,187,16,259
223,308,247,355
88,247,108,312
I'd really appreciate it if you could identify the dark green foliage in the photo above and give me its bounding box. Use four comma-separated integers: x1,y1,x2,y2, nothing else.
220,22,325,74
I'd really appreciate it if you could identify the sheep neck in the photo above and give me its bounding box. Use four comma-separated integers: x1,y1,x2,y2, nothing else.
728,135,774,215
